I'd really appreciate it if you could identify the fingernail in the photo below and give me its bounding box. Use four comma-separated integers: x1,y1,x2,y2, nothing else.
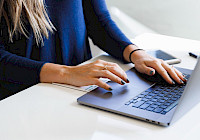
183,77,187,81
121,80,126,85
127,79,130,83
172,80,175,84
180,80,184,84
109,87,113,91
150,70,154,75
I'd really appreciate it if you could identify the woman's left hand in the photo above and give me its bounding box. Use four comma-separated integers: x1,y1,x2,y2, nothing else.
130,50,186,84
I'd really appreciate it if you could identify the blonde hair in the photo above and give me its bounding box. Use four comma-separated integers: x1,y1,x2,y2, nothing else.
0,0,55,45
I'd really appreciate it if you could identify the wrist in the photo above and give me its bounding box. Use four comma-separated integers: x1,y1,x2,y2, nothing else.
129,49,144,63
123,44,139,62
40,63,70,83
123,44,145,63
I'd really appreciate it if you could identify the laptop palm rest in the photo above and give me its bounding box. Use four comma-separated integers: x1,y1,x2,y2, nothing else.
78,68,154,110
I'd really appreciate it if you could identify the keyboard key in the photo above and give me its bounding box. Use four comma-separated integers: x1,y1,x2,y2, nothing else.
146,101,154,105
153,107,164,113
146,107,155,111
129,99,135,103
139,103,150,109
155,88,162,91
150,104,158,108
171,97,178,101
165,89,171,92
150,98,158,102
154,102,162,106
146,88,154,92
149,93,156,96
167,86,174,89
133,96,138,100
158,94,165,97
185,74,190,79
167,100,174,104
142,98,149,102
132,101,145,108
166,94,173,98
177,91,183,94
141,91,149,96
158,99,165,103
161,111,167,115
154,96,162,100
163,97,169,100
132,100,138,104
162,91,169,94
135,97,142,102
145,95,153,99
173,87,179,90
163,102,171,106
179,85,185,88
170,92,176,95
179,89,184,92
138,94,145,98
153,91,160,94
160,105,168,109
174,95,181,98
172,91,179,94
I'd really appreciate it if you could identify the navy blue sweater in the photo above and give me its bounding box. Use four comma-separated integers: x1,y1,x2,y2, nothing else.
0,0,132,98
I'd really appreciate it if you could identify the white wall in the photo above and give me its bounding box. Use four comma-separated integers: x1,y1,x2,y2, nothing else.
106,0,200,41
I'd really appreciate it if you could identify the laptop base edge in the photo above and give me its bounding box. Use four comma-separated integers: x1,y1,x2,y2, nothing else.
77,99,169,127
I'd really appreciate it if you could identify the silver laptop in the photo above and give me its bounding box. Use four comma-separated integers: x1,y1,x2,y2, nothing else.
77,58,200,126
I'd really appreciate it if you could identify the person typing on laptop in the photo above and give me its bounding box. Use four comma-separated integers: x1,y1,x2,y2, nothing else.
0,0,186,99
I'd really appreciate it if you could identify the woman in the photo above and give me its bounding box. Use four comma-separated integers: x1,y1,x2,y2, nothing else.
0,0,186,99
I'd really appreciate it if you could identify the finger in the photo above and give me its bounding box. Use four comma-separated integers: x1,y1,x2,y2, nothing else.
93,79,112,91
98,70,126,85
106,62,129,83
147,67,156,76
147,61,174,84
135,64,156,76
93,60,128,80
161,63,184,84
173,66,187,82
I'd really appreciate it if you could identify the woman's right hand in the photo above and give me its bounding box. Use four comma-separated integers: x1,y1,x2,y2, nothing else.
40,59,129,90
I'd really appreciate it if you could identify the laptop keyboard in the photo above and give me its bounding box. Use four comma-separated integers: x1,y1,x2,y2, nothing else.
125,74,190,115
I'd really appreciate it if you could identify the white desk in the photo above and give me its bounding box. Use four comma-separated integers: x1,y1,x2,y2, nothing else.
1,33,200,140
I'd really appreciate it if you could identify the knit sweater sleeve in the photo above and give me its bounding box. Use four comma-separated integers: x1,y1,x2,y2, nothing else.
0,42,45,96
83,0,133,61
